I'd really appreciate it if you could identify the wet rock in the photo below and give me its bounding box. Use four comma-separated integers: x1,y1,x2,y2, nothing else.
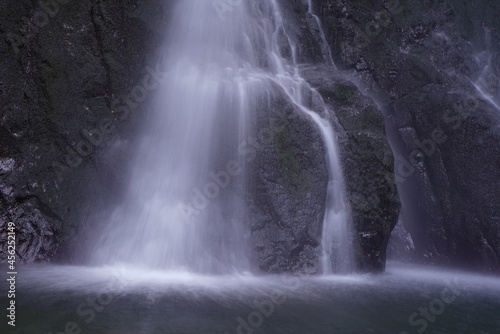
248,86,328,274
387,217,416,263
0,197,61,263
303,70,401,272
315,0,500,272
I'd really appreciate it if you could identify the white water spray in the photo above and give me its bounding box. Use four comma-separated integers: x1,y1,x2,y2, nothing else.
91,0,354,274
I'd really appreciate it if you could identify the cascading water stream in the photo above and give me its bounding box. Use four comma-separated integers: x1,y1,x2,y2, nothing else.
265,0,354,274
472,51,500,111
469,30,500,127
91,0,354,275
307,0,336,68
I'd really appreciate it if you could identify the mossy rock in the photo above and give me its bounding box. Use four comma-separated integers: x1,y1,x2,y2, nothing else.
332,84,357,106
273,129,312,193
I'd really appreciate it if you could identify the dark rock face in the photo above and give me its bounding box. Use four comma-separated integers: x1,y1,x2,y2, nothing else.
387,218,415,263
314,0,500,272
248,86,328,274
0,0,173,263
0,197,60,262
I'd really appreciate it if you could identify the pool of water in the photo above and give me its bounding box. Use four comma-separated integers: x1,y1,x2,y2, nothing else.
2,262,499,334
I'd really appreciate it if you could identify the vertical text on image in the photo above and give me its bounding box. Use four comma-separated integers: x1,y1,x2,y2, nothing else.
6,221,17,327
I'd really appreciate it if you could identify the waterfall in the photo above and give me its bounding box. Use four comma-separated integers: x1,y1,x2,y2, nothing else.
91,0,354,274
307,0,336,68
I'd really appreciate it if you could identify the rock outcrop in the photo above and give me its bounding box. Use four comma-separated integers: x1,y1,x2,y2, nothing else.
314,0,500,272
248,86,328,274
